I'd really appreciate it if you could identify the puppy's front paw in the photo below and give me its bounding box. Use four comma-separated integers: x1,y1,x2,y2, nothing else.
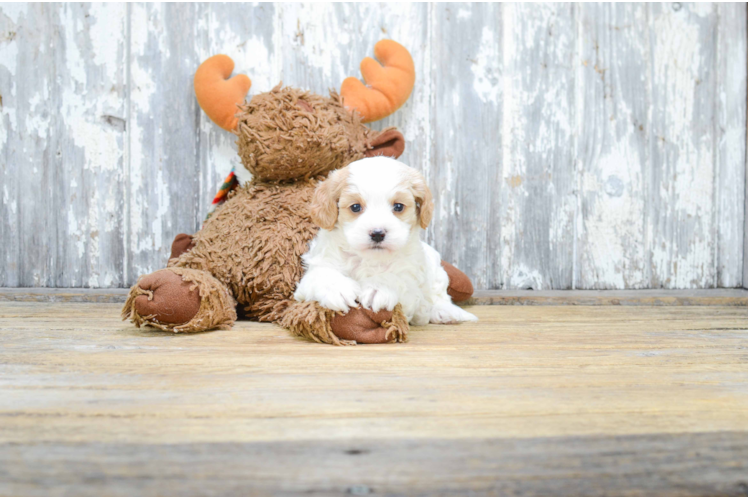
316,280,361,313
358,285,399,312
430,301,478,324
295,275,360,313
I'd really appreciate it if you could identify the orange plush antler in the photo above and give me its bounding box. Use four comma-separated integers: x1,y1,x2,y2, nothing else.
340,40,415,123
194,55,252,131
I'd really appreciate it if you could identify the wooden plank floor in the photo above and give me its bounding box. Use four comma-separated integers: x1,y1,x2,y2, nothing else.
1,301,747,495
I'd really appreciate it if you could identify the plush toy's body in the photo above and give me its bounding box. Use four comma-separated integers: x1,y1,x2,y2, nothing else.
122,41,473,344
174,179,318,321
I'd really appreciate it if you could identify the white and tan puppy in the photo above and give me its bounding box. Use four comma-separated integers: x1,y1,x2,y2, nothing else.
294,157,477,325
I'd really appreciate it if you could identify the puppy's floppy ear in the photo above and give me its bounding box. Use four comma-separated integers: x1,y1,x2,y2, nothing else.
408,170,434,229
310,167,349,230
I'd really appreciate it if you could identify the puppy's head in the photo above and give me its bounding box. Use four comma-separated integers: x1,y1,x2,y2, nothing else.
310,158,434,253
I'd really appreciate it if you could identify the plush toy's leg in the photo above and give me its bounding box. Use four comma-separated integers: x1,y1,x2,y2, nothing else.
168,233,195,264
122,267,237,333
441,260,474,302
279,301,351,345
280,301,409,345
168,233,250,319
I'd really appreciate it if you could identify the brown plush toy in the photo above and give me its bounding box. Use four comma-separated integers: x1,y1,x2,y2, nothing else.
122,40,473,344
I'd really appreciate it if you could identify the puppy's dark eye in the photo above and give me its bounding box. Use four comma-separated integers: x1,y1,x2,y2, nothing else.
393,203,405,212
350,204,362,213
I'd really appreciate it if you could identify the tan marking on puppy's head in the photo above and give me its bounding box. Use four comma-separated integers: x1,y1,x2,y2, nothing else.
338,190,366,226
310,167,350,230
398,168,434,229
389,190,418,227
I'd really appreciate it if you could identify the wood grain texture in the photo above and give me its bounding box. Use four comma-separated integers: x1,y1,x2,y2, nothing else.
127,3,204,282
431,4,502,291
3,433,748,496
0,4,127,288
0,287,128,302
716,3,747,288
1,302,747,495
649,3,718,288
0,3,746,289
576,4,649,289
500,3,576,289
5,287,748,306
467,288,748,306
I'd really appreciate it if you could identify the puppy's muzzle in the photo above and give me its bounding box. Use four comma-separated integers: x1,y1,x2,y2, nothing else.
369,229,386,243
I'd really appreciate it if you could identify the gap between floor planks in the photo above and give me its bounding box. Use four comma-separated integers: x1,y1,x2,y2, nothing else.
2,287,748,305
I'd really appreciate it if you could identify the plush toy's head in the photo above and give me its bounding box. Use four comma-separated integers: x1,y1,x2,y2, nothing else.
194,40,415,183
233,86,401,182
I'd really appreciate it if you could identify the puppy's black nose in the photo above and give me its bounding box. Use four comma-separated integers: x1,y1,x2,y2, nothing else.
369,230,386,243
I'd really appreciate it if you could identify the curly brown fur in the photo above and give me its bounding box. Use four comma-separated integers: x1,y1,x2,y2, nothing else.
171,179,320,322
280,301,353,346
236,86,372,182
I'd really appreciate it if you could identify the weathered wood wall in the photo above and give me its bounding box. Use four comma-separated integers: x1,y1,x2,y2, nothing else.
0,3,746,290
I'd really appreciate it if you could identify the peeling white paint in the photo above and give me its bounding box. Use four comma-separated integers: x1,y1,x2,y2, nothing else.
88,3,125,83
2,185,16,215
581,141,647,289
573,4,651,290
0,3,745,289
279,4,348,91
0,8,19,154
649,3,718,288
0,12,18,75
0,3,26,25
507,263,545,291
61,5,87,88
213,30,274,93
129,3,168,263
471,26,501,104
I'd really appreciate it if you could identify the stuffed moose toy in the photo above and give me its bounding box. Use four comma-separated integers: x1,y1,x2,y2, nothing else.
122,40,473,345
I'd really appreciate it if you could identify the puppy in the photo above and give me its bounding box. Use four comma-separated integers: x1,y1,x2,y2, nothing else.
294,157,477,325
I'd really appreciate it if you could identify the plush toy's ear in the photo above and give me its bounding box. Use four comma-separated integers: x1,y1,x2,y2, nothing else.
310,168,350,230
365,129,405,159
194,55,252,131
340,40,415,123
407,169,434,229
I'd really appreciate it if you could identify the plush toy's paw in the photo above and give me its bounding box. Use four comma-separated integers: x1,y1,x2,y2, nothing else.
294,274,360,313
122,268,236,333
358,284,398,312
331,306,409,344
441,260,474,302
429,300,478,324
281,301,408,345
131,269,202,325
